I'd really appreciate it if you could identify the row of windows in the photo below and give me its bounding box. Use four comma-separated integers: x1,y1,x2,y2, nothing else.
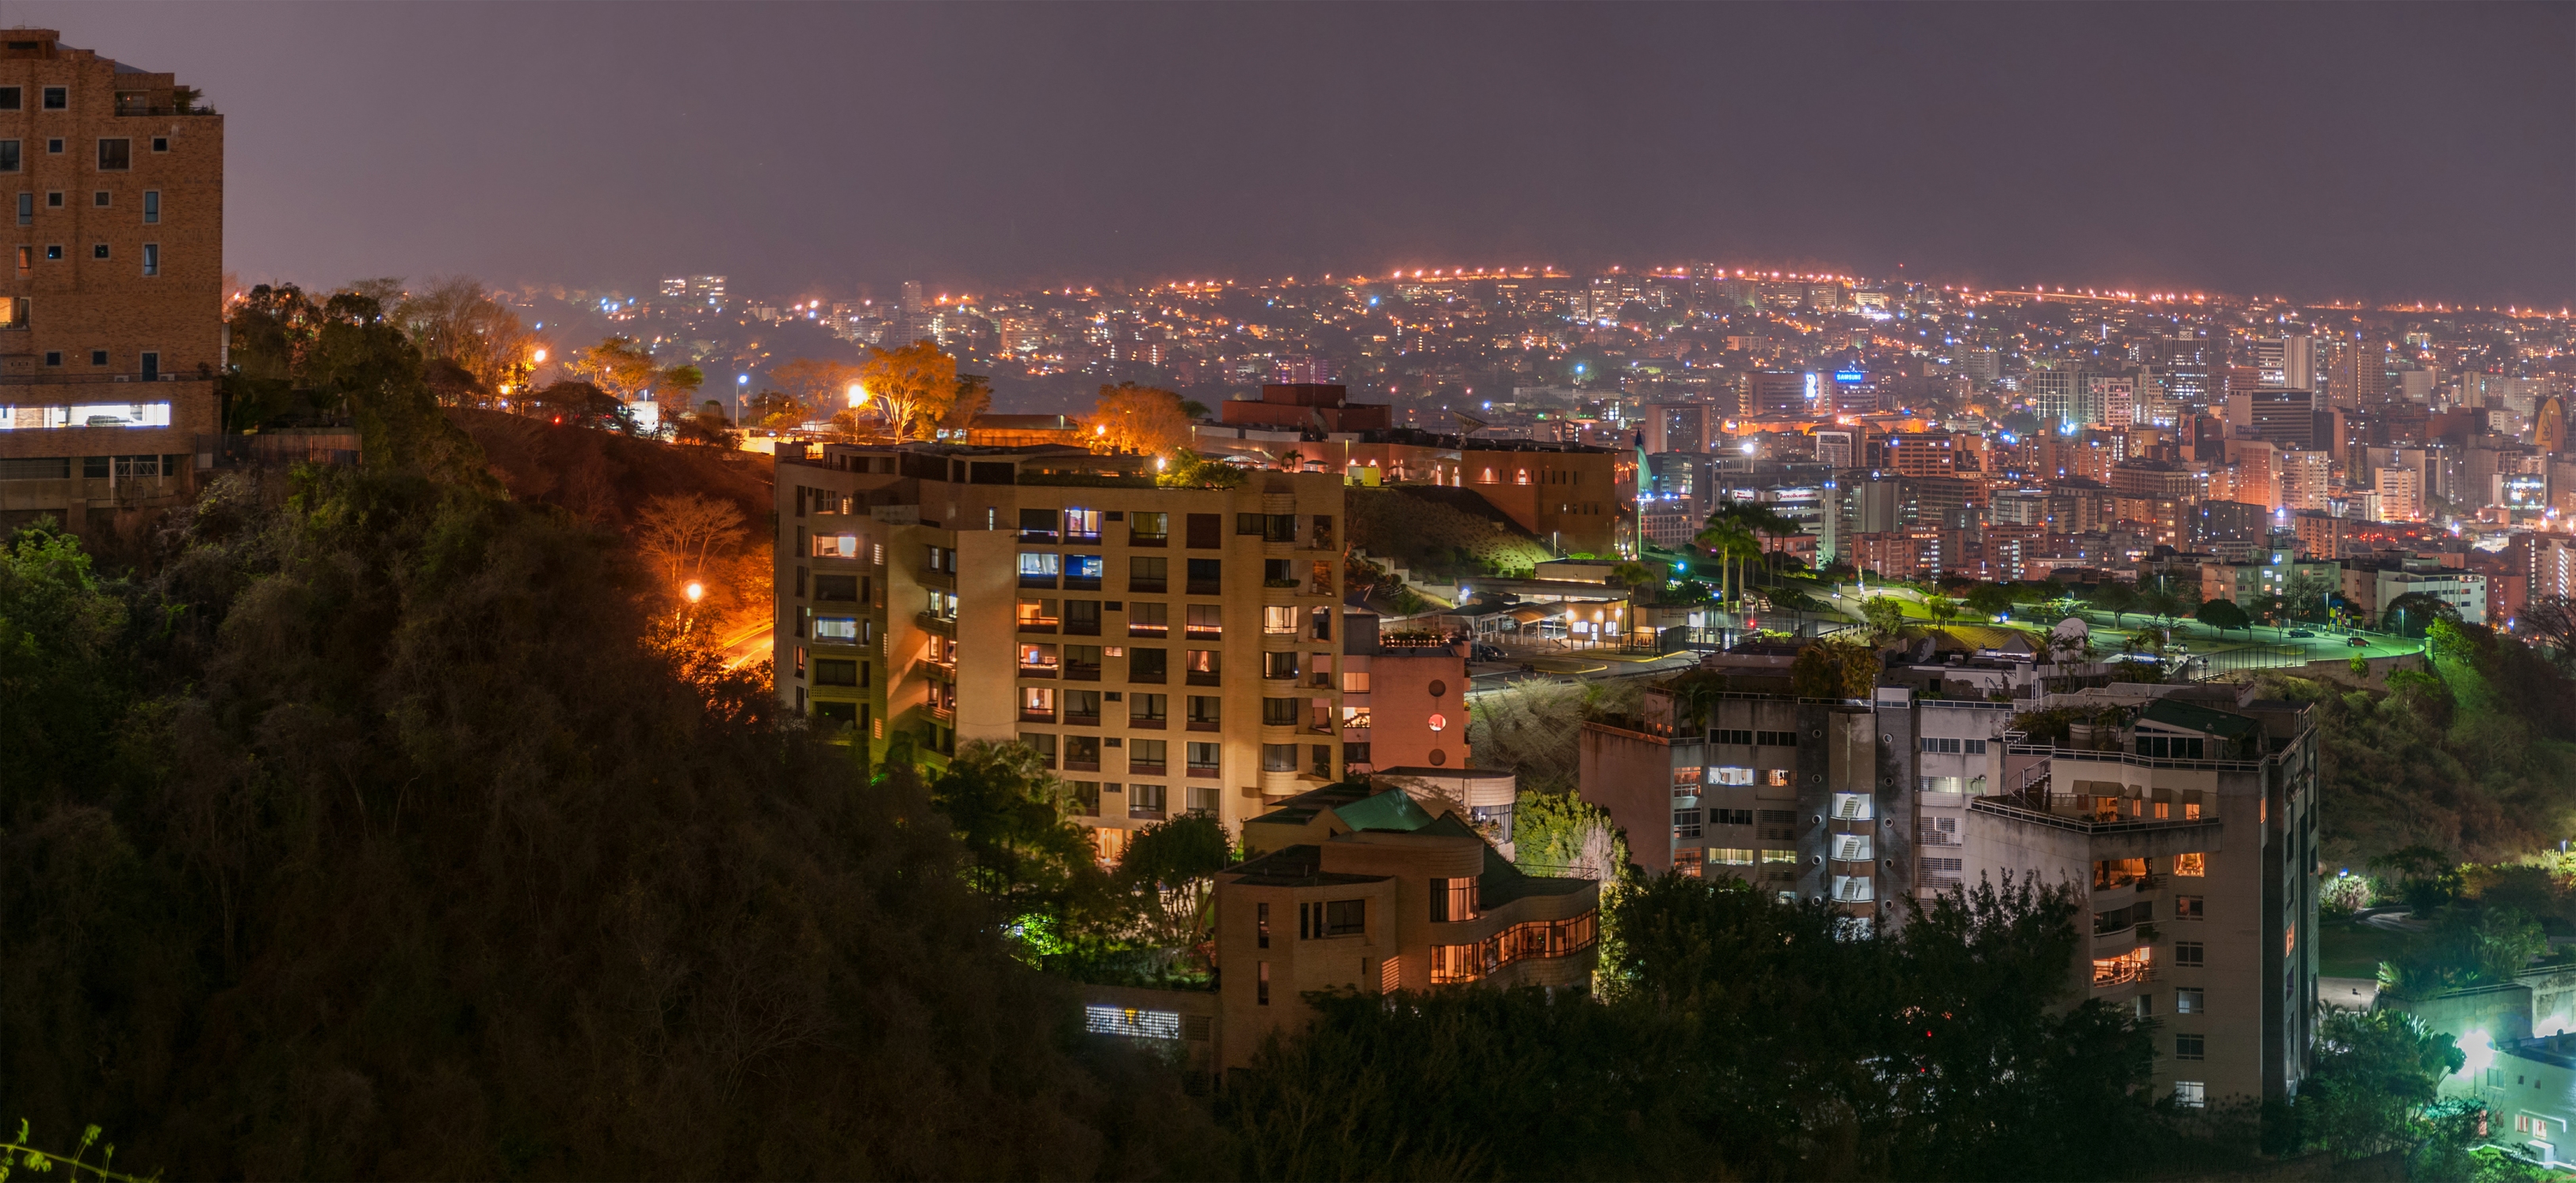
1707,729,1800,746
0,134,168,170
11,187,166,221
1919,736,1989,754
10,240,163,273
1058,780,1218,819
0,86,192,122
1014,644,1321,685
1427,913,1599,984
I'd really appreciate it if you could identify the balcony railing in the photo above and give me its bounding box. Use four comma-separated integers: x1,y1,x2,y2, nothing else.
1129,578,1168,593
1187,764,1220,778
1129,717,1167,730
1187,670,1222,686
1065,712,1102,727
1187,580,1223,596
1187,719,1220,732
1065,663,1101,682
1064,620,1101,636
1019,664,1058,679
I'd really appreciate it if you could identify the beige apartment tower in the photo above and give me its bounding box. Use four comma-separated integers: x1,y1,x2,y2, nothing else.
0,32,223,525
774,442,1352,851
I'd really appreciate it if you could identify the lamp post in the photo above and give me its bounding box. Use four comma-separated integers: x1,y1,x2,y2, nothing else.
736,373,749,428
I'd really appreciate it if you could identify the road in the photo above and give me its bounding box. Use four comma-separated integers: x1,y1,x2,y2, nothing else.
718,621,773,670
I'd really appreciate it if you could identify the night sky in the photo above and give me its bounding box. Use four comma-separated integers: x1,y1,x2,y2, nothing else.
19,2,2574,305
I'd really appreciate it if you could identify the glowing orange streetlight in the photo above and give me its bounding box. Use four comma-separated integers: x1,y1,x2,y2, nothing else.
684,581,705,604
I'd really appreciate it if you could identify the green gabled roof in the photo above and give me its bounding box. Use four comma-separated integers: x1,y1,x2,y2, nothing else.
1328,789,1438,834
2140,696,2261,739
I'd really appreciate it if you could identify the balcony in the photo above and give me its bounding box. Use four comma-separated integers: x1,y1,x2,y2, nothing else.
929,700,956,721
1019,664,1059,680
1128,804,1168,822
1019,620,1058,635
1187,719,1220,733
1064,620,1102,637
1020,709,1055,723
916,612,957,635
1187,670,1222,687
1128,624,1169,639
1130,717,1167,730
1065,711,1103,727
1129,577,1168,594
1129,533,1168,549
1065,662,1102,682
1187,580,1224,597
1187,763,1220,779
1129,761,1168,777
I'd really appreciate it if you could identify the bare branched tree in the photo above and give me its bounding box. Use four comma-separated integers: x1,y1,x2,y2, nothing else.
634,494,748,588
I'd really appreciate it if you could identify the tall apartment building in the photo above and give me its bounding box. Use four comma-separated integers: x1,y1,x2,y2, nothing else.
1970,686,2319,1109
1643,400,1714,455
1,32,222,526
2251,334,2317,391
1580,666,2320,1109
774,442,1352,857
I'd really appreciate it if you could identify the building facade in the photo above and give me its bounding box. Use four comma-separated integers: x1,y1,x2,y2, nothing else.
1,31,223,527
774,442,1353,856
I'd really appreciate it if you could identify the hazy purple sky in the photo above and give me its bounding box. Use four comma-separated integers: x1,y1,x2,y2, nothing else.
19,2,2574,306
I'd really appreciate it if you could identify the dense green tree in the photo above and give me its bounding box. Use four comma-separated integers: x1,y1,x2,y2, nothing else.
1860,594,1907,643
2287,1009,2463,1161
2197,597,2251,635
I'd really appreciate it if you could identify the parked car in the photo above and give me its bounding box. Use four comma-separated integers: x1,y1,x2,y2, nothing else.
2348,635,2371,647
1471,643,1507,662
2286,629,2315,638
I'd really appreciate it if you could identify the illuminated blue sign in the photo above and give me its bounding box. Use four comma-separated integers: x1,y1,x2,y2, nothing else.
1835,371,1866,383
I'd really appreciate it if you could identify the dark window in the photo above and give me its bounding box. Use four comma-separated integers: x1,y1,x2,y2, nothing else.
2175,941,2205,967
44,244,60,260
1312,744,1332,778
0,87,19,110
1261,742,1298,773
97,139,130,170
1128,555,1167,593
1064,734,1100,770
1262,697,1300,726
1064,691,1103,726
1235,513,1295,541
151,137,167,153
140,243,157,276
1187,696,1221,728
1323,899,1366,937
42,87,66,110
91,243,108,260
1129,647,1168,683
1019,732,1057,767
814,659,860,686
142,190,159,223
1017,507,1057,543
93,190,109,207
2175,895,2204,920
0,141,17,172
140,351,157,380
44,139,61,155
1186,558,1221,593
1257,903,1270,950
43,351,60,367
89,350,106,366
1064,599,1102,635
812,574,859,601
812,700,858,727
1185,513,1221,548
1129,693,1168,726
45,191,60,208
1262,651,1300,680
2175,1034,2204,1061
14,193,28,224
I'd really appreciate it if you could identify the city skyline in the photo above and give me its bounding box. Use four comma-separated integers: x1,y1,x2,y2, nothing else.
13,2,2572,307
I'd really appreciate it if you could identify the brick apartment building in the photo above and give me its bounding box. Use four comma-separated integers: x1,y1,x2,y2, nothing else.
1,31,222,527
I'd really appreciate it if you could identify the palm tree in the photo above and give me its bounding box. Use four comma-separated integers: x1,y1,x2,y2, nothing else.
1694,521,1760,609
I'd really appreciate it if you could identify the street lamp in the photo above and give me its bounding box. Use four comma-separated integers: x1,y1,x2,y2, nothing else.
736,373,749,427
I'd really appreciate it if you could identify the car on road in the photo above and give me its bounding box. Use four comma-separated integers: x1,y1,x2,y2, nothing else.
2348,635,2370,647
2286,629,2315,638
1472,643,1507,662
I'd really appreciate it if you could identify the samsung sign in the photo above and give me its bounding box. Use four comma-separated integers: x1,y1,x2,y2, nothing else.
1834,371,1866,383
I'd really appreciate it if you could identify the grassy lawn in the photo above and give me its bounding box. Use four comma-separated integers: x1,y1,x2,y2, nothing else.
2318,916,2425,979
